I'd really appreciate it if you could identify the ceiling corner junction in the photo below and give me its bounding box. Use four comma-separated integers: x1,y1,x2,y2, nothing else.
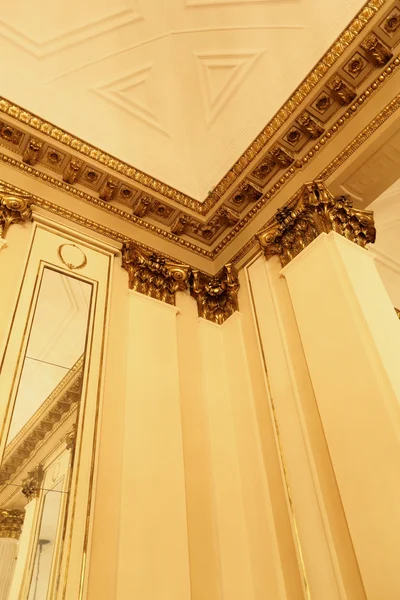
0,0,398,320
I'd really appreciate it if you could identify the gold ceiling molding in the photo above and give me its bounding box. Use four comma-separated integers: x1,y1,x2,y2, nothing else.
0,37,398,253
0,44,396,262
121,242,191,305
21,464,44,503
0,181,32,238
210,53,400,258
258,180,376,267
190,264,240,324
0,509,24,539
319,92,400,180
230,89,400,268
207,0,386,208
0,157,213,259
0,0,386,218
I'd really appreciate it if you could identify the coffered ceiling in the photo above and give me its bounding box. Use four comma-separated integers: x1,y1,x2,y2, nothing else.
0,0,368,200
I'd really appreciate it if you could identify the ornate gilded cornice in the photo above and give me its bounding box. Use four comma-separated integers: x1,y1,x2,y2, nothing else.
22,464,44,503
0,0,385,215
0,38,398,258
0,182,32,238
190,264,239,325
121,242,190,305
0,509,24,539
258,180,376,266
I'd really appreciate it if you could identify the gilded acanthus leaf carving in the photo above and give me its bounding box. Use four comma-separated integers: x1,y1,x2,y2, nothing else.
0,509,25,539
22,464,45,503
190,264,239,325
0,182,32,238
121,242,190,305
258,180,376,267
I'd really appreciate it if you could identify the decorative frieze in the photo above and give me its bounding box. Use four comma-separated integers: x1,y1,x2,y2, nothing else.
121,242,190,305
190,264,239,325
0,509,25,539
0,182,32,238
22,465,44,503
258,180,376,267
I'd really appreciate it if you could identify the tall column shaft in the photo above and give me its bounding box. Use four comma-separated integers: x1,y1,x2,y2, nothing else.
197,312,287,600
282,231,400,599
0,539,18,600
116,291,191,600
247,254,365,599
8,501,37,600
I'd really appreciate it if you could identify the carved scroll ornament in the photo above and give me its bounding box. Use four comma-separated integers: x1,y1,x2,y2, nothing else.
258,180,376,267
121,242,190,305
190,264,239,325
0,182,32,238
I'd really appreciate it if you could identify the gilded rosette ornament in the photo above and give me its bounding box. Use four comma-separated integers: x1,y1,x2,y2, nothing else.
0,509,25,539
190,264,239,325
22,464,44,503
258,180,376,267
0,182,32,238
121,242,190,305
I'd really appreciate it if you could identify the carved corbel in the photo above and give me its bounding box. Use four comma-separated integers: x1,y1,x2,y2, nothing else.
63,158,83,184
189,264,239,325
258,180,376,267
171,213,189,235
217,205,240,225
0,509,25,539
361,33,393,66
327,75,356,105
269,145,294,168
0,182,32,239
132,195,152,217
22,464,44,503
22,137,43,165
296,111,324,139
121,242,190,305
99,177,118,202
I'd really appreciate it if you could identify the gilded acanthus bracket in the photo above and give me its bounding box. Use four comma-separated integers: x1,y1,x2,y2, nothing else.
190,264,239,325
258,180,376,267
121,242,190,305
0,509,25,539
22,464,44,503
0,182,32,239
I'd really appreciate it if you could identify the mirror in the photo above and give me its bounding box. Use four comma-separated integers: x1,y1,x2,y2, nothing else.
0,268,92,600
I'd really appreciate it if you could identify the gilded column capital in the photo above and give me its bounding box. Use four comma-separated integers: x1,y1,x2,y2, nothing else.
258,180,376,267
0,509,25,540
22,464,44,503
121,242,190,305
0,182,33,239
190,264,239,325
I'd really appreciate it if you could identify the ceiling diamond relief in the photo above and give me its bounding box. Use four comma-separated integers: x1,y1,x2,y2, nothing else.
0,2,141,57
196,50,263,125
93,64,169,136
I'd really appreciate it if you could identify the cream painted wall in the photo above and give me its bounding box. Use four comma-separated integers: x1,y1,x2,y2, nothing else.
246,254,366,600
282,232,400,600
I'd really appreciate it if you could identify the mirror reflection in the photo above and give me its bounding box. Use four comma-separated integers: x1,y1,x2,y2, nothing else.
0,268,92,600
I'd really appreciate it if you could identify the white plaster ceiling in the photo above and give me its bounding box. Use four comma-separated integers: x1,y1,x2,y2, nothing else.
0,0,367,199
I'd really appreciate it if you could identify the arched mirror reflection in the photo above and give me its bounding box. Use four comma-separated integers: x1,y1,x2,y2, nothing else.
0,267,92,600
